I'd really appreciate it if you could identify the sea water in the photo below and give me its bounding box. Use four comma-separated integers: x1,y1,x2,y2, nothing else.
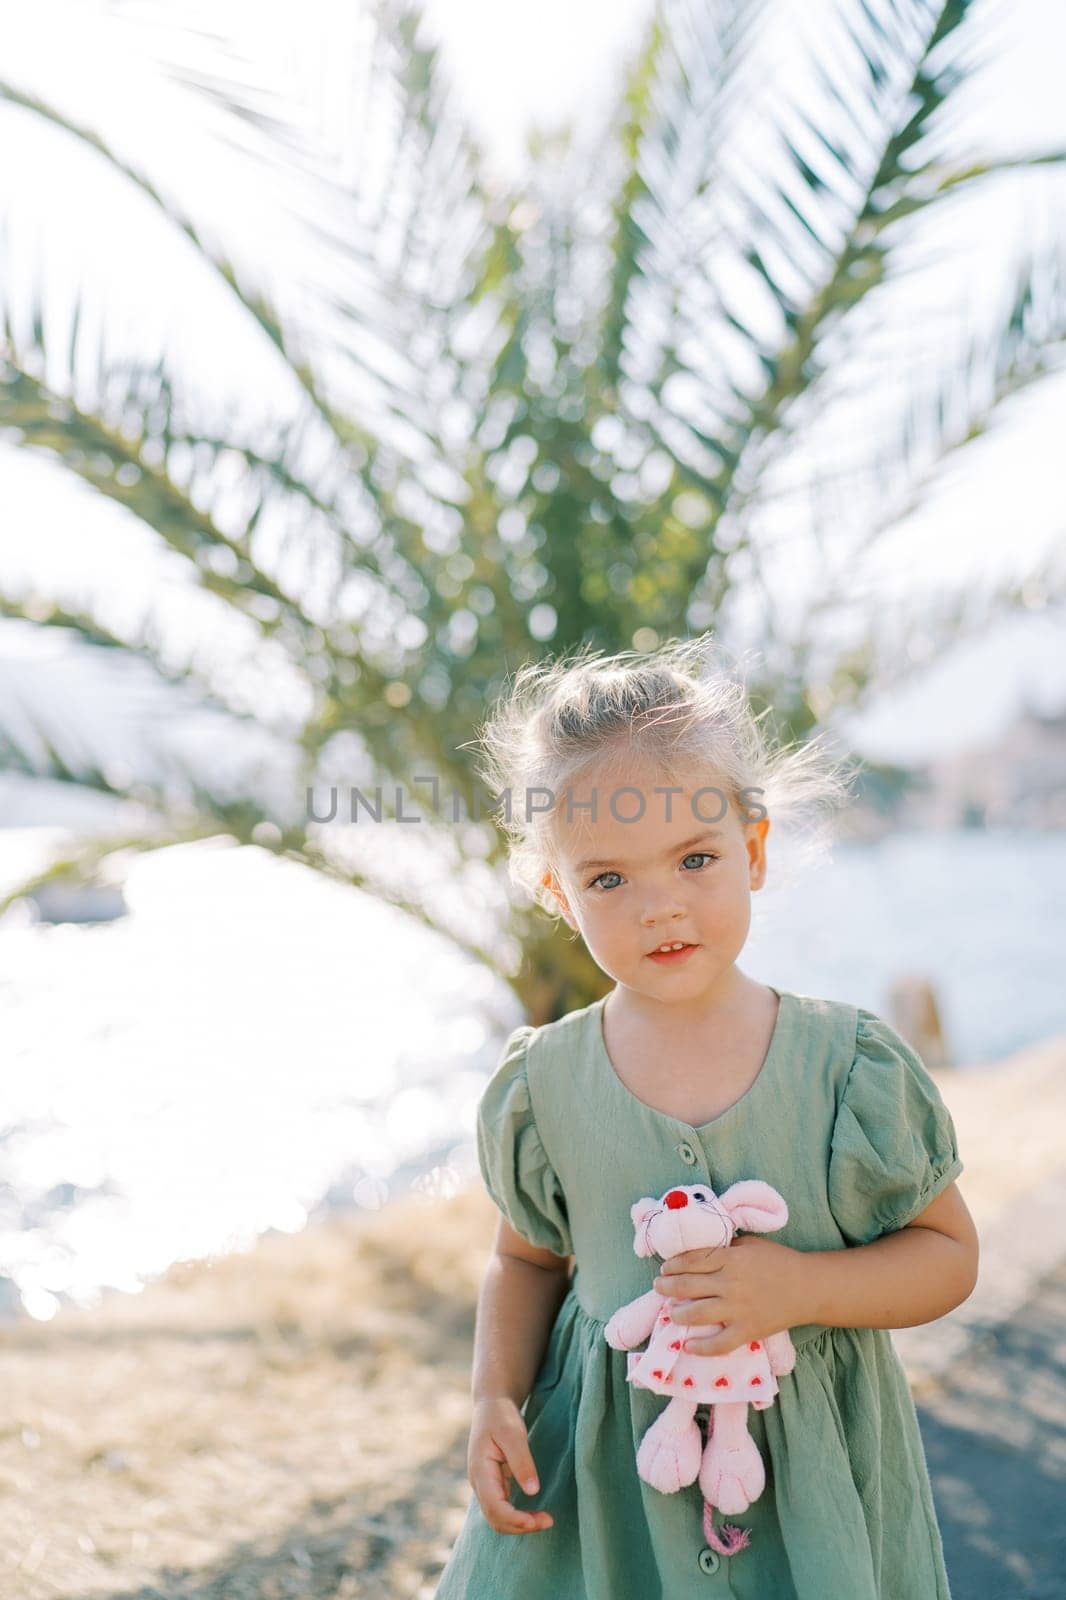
0,827,1062,1322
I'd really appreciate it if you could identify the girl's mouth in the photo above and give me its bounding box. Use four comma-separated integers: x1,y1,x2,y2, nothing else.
646,943,698,965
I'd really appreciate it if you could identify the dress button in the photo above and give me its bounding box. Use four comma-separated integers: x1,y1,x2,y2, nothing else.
697,1546,721,1575
677,1141,697,1164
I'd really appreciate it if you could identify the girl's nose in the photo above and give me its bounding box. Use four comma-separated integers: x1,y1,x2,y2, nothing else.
640,886,686,923
665,1190,688,1209
642,903,685,925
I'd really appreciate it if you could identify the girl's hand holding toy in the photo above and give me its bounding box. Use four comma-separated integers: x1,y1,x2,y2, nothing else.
653,1234,808,1356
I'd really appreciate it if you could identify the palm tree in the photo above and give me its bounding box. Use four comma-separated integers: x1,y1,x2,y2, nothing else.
0,0,1063,1023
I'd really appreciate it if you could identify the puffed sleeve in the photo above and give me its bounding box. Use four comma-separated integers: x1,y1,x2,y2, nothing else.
476,1024,573,1257
827,1009,964,1246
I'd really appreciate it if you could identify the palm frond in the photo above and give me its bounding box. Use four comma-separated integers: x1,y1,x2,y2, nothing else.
105,0,500,466
0,583,295,738
0,329,321,640
597,0,773,401
0,62,431,515
764,243,1066,574
612,0,1064,559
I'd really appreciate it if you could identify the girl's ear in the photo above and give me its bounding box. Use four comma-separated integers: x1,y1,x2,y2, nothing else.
718,1180,789,1234
541,867,577,930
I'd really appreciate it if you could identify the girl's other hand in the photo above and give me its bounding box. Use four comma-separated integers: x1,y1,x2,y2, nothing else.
468,1397,554,1535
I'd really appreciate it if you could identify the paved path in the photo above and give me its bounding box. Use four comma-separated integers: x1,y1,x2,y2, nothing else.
919,1258,1066,1600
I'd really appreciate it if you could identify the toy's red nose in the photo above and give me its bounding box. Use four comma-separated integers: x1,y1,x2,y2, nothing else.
665,1190,688,1209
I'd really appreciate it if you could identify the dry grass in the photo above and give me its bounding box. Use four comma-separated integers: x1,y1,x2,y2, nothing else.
1,1187,497,1600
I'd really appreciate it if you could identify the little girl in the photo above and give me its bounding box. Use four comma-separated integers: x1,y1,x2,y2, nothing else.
434,636,978,1600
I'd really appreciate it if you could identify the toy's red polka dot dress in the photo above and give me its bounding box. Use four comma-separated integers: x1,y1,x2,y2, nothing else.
627,1320,776,1406
434,990,964,1600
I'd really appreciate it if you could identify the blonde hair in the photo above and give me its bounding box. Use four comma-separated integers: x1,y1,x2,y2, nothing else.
468,633,857,917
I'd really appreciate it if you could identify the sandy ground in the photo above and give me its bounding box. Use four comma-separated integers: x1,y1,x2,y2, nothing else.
919,1258,1066,1600
893,1031,1066,1389
1,1189,491,1600
3,1032,1065,1600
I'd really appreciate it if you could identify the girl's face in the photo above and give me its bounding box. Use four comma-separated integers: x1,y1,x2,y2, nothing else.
542,761,769,1002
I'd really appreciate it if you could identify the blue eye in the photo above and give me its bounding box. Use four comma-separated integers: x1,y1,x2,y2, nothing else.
588,852,719,891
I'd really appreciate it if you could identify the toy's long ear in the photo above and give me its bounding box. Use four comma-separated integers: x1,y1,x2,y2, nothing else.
718,1180,788,1234
630,1196,660,1257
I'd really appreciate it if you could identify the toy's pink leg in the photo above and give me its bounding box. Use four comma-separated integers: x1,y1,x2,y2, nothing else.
635,1397,702,1493
698,1402,765,1515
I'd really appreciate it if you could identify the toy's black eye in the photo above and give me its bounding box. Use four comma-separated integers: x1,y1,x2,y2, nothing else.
693,1192,708,1202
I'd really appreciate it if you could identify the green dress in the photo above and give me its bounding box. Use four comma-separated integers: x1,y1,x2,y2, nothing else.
434,987,964,1600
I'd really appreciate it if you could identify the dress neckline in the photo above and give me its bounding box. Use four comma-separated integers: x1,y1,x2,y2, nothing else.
589,986,798,1137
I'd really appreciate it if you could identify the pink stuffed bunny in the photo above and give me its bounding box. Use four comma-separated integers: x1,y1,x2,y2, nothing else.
604,1179,796,1556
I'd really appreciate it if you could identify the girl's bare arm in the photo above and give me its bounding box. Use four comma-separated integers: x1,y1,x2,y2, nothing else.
473,1220,573,1405
794,1181,979,1330
467,1218,571,1535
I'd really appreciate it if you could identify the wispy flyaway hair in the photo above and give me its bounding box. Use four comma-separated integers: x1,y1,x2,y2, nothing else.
468,632,857,916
